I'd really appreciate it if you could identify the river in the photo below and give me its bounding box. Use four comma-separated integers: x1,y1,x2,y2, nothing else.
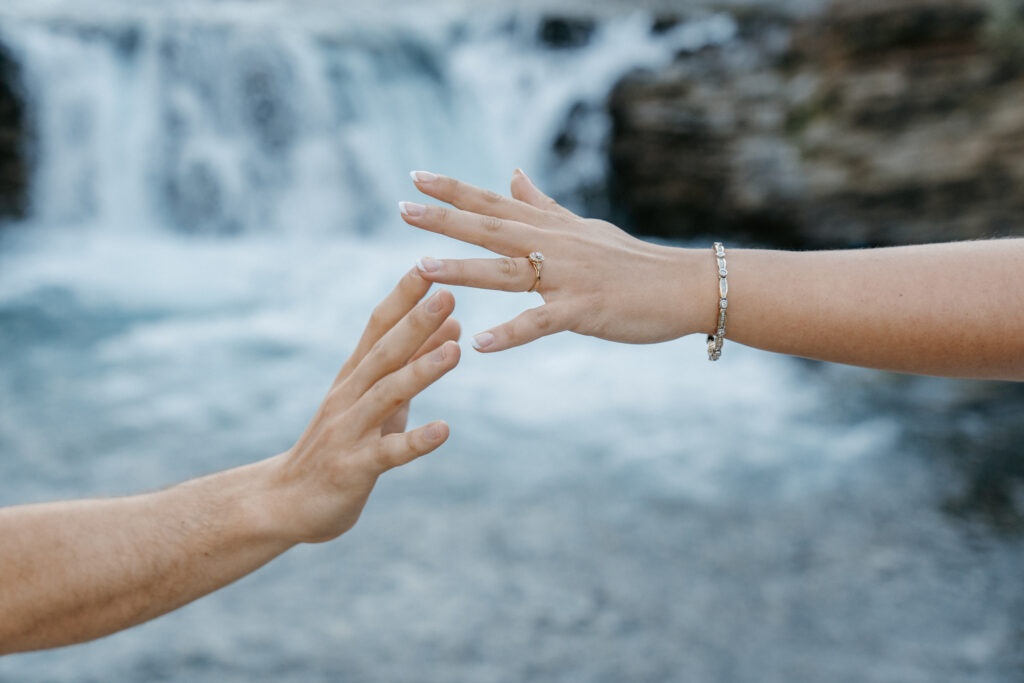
0,2,1022,681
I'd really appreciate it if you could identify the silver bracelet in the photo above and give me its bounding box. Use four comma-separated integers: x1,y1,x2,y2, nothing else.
706,242,728,361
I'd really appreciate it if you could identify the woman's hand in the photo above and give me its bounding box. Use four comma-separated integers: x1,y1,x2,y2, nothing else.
265,269,461,544
399,170,717,352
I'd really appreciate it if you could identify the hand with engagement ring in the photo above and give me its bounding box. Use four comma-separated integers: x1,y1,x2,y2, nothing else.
399,169,1024,381
399,169,717,352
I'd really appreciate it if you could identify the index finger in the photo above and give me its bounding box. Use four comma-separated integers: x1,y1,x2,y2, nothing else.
410,171,552,226
399,201,543,257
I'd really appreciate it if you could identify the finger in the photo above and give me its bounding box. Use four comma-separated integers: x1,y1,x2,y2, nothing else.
380,402,409,437
410,170,551,226
374,420,450,472
470,303,571,353
416,256,536,292
334,268,432,386
339,289,456,403
409,317,462,362
399,201,543,256
510,168,576,218
380,317,460,436
349,340,461,431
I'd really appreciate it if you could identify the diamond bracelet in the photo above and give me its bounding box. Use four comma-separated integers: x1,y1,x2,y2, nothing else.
706,242,728,361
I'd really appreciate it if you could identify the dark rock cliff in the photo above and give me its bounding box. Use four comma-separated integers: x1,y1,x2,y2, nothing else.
608,0,1024,247
0,43,27,223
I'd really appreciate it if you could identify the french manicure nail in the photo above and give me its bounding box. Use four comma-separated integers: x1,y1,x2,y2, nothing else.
399,201,426,217
430,344,447,363
417,257,442,273
410,170,438,183
472,332,495,351
426,290,444,313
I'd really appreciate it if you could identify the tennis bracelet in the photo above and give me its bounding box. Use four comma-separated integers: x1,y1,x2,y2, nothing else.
706,242,728,361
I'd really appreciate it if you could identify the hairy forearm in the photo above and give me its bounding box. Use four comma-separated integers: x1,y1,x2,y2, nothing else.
0,458,292,654
685,239,1024,380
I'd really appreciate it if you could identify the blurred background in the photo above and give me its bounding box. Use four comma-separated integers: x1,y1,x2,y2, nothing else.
1,0,1023,681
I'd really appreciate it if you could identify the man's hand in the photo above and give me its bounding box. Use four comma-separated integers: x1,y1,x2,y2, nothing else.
0,269,461,653
264,268,461,543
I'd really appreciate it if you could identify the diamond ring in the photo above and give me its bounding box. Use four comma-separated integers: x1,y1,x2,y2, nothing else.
527,251,544,292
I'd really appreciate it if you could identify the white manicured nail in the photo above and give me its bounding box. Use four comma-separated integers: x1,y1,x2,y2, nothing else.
417,257,442,273
399,201,426,217
472,332,495,351
410,170,438,183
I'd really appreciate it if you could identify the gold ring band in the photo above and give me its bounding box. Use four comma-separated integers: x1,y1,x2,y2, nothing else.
527,251,544,292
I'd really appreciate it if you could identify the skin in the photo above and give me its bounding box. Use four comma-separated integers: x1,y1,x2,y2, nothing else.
0,269,461,654
400,169,1024,382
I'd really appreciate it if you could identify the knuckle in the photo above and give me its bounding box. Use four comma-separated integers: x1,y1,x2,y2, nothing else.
480,215,503,233
411,356,437,384
532,307,555,332
368,378,406,412
499,257,519,278
481,189,503,204
371,340,405,369
373,443,396,472
434,206,451,226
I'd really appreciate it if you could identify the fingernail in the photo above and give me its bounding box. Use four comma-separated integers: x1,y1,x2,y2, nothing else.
430,343,447,363
425,290,445,313
410,170,438,184
399,201,426,217
472,332,494,350
417,257,442,273
515,168,532,183
427,422,445,441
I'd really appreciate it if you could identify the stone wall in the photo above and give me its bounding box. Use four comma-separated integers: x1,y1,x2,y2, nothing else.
608,0,1024,248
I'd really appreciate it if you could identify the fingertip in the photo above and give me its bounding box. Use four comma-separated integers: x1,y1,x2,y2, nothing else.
437,288,456,310
416,256,443,275
427,420,450,444
443,339,462,365
471,331,496,352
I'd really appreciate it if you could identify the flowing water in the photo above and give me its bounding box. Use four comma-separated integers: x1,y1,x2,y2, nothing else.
0,2,1022,681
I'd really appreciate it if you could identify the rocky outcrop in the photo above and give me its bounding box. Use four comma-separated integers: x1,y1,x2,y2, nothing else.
608,0,1024,247
0,44,27,223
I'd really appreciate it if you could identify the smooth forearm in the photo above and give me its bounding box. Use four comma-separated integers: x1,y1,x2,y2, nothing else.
684,239,1024,380
0,458,292,654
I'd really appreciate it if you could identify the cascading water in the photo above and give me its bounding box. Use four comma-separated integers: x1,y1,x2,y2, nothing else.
1,2,1022,682
0,3,735,235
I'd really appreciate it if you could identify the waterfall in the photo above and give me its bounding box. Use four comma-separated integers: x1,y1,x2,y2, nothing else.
0,3,736,237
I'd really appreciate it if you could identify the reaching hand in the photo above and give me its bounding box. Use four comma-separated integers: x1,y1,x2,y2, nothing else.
267,269,461,543
400,169,715,352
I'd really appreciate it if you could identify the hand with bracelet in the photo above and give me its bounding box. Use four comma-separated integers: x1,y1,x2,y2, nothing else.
400,169,1024,382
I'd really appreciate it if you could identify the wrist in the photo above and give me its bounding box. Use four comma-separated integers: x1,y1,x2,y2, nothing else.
174,455,298,550
658,245,721,338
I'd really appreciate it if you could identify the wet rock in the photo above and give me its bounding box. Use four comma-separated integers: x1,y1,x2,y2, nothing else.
0,43,28,223
607,0,1024,247
538,16,596,50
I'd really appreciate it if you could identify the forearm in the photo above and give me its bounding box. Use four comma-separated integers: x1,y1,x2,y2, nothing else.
685,239,1024,380
0,458,292,654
